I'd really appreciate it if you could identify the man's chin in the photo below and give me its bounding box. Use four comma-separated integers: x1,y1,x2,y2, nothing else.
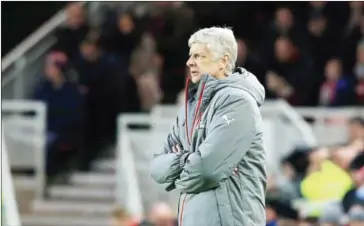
190,75,201,83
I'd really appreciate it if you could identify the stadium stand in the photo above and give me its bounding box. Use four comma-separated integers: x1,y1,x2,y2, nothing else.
2,2,364,226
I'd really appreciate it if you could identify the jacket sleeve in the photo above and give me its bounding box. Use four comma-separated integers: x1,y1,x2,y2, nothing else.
175,93,262,193
150,115,186,191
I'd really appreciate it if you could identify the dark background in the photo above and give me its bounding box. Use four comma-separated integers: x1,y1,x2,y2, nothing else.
1,1,67,57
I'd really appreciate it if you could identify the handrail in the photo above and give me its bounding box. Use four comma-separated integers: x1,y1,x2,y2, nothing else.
152,100,317,147
117,114,146,217
1,9,66,72
295,107,364,119
1,127,21,226
278,100,318,147
2,100,47,199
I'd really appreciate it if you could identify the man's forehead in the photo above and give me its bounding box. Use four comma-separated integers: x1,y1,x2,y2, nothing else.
189,43,208,55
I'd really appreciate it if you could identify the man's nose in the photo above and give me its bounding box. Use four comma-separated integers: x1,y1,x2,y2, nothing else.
186,56,194,67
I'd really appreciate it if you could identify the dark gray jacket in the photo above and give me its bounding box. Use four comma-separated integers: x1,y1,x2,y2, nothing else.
151,68,267,226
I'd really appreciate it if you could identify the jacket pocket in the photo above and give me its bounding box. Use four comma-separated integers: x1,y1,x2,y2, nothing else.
214,182,234,226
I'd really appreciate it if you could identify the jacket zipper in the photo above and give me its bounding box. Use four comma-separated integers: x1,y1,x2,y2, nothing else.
185,81,206,145
178,193,188,226
179,80,206,226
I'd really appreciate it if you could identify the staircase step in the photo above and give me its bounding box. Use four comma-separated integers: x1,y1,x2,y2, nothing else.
92,159,116,172
13,175,37,190
49,185,114,201
70,172,115,187
21,214,110,226
32,199,115,216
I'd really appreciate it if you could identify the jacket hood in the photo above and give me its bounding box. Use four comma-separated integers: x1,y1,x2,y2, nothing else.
191,67,265,106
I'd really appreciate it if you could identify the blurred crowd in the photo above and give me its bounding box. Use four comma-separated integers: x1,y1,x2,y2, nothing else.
30,1,364,225
265,117,364,226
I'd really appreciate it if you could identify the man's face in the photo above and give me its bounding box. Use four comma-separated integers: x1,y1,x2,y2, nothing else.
80,42,99,61
325,59,342,81
351,167,364,186
237,39,247,64
357,46,364,64
308,17,327,36
348,121,364,141
275,8,293,31
118,14,135,34
275,38,293,62
186,43,222,83
66,3,85,29
310,1,327,8
44,63,62,83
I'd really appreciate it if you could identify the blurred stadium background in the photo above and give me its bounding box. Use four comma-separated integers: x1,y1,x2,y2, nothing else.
1,2,364,226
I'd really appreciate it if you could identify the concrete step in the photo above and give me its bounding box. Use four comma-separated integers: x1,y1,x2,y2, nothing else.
13,175,37,190
32,199,115,216
92,159,116,172
49,185,114,201
70,172,115,187
15,188,35,214
21,214,110,226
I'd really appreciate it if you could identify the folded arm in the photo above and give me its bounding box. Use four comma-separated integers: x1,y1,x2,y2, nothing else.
150,115,187,191
175,94,261,193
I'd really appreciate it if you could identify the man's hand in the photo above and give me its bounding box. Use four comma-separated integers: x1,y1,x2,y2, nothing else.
172,144,183,153
266,71,285,91
266,71,294,98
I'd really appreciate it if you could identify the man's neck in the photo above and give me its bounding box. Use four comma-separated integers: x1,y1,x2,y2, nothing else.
214,70,229,80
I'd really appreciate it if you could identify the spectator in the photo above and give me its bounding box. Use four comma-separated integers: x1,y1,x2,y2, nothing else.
342,153,364,213
305,2,350,35
129,33,163,111
266,199,299,226
151,2,195,104
139,202,176,226
235,39,267,88
347,117,364,143
346,2,363,35
318,204,343,226
319,59,356,106
306,11,339,80
260,7,305,64
33,51,84,182
354,41,364,105
53,2,90,58
278,150,309,202
100,11,142,65
12,3,364,220
71,35,130,169
266,36,315,105
300,147,352,208
347,206,364,226
110,208,136,226
331,141,364,170
341,3,364,74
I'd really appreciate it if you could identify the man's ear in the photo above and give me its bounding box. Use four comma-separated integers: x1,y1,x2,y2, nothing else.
220,54,230,70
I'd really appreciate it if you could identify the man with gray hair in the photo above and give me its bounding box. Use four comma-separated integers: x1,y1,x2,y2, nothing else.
150,26,266,226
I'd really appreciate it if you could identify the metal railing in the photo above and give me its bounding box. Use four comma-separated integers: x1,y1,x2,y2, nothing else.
116,100,317,215
1,2,95,100
1,9,66,100
2,101,47,200
1,128,21,226
295,107,364,146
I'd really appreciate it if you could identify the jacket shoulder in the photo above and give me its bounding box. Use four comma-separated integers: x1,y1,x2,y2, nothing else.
213,87,256,107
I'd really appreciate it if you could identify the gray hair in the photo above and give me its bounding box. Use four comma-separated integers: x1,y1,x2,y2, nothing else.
188,26,238,73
